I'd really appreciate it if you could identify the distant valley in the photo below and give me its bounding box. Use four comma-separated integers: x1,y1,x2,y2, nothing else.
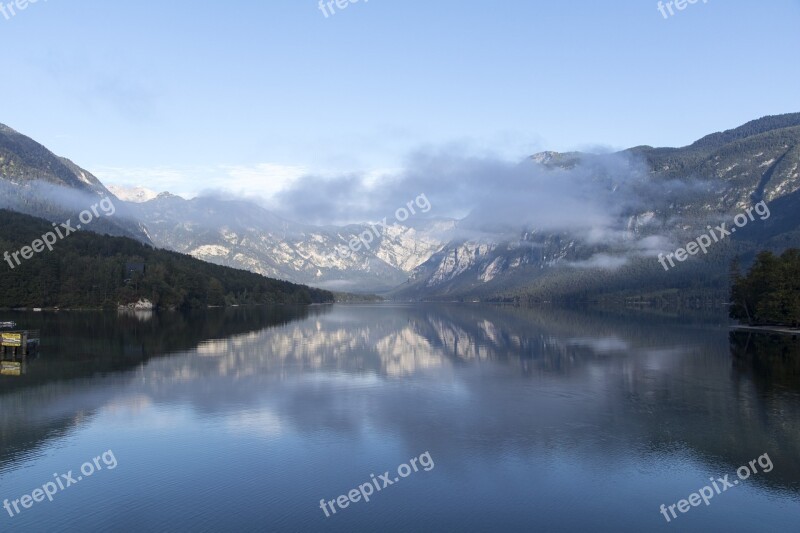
3,114,800,302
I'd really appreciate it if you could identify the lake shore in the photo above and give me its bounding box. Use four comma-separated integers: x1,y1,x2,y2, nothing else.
731,324,800,336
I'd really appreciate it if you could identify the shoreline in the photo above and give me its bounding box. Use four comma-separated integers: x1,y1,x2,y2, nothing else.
731,325,800,336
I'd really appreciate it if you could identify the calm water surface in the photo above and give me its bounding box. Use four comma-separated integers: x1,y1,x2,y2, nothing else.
0,304,798,532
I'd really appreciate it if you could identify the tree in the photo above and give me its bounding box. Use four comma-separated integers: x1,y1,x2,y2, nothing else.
731,249,800,327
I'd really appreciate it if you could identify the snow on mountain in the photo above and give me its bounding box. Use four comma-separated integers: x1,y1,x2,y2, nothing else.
122,194,455,293
107,185,160,203
393,114,800,300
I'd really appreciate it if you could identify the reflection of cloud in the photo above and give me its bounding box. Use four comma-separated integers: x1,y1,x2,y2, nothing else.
101,394,153,416
8,304,800,498
567,336,630,354
121,304,737,470
226,409,283,438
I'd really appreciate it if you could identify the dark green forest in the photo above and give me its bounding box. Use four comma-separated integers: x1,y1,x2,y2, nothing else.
0,209,334,309
730,249,800,327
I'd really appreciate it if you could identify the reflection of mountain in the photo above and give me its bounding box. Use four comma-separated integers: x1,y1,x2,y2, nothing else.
0,306,319,469
2,305,799,496
1,306,320,393
143,305,799,493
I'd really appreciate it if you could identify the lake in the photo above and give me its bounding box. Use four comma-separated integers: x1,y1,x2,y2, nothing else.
1,304,798,532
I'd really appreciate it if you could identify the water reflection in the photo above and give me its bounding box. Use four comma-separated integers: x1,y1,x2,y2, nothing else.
0,306,321,469
731,330,800,392
1,304,798,531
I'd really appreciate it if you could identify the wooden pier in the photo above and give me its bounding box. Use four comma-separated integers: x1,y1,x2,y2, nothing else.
1,330,39,376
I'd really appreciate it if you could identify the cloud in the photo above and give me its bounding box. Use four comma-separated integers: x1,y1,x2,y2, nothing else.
93,163,309,200
91,143,715,271
218,163,309,197
38,50,159,121
93,166,198,198
257,145,719,271
268,146,651,230
566,254,629,270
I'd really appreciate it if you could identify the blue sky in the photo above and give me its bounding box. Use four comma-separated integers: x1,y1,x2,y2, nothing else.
1,0,798,198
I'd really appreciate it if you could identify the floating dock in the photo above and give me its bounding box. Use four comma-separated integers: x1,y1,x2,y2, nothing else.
1,331,40,375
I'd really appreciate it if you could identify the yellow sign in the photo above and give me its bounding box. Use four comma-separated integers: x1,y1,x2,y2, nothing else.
1,333,22,347
0,361,21,376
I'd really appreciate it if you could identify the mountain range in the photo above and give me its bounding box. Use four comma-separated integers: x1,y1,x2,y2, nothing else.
2,114,799,301
394,113,800,302
119,192,455,292
0,124,151,243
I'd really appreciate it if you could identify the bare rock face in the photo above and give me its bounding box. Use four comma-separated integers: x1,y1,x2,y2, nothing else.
118,299,155,311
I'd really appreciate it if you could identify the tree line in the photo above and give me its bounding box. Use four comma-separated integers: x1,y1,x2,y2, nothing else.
0,209,334,309
730,249,800,327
